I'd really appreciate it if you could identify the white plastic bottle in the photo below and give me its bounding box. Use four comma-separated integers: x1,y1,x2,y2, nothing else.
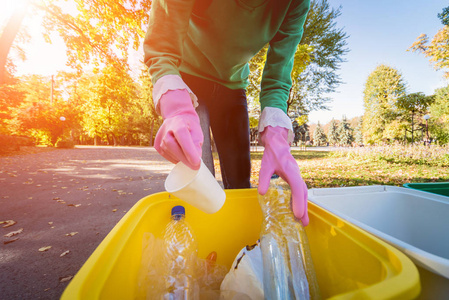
259,175,320,300
162,205,200,299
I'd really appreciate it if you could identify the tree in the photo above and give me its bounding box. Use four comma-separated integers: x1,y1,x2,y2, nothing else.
37,0,152,73
396,92,435,143
383,120,407,143
410,6,449,78
337,115,353,146
0,75,25,133
362,65,407,144
77,66,138,145
313,122,327,146
327,118,339,146
354,118,363,145
438,6,449,25
247,0,348,121
134,69,161,146
429,85,449,144
287,44,314,118
292,115,310,145
296,0,349,113
8,74,79,145
247,43,312,120
0,1,30,84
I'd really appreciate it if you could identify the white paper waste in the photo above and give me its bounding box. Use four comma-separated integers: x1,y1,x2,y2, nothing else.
220,242,264,300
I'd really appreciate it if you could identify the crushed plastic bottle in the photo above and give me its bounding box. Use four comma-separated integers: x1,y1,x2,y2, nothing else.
197,251,228,291
259,175,321,300
162,205,200,299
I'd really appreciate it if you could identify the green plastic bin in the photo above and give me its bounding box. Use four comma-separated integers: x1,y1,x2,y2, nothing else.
403,182,449,197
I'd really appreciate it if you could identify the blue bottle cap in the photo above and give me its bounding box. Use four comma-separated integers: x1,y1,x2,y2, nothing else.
171,205,185,216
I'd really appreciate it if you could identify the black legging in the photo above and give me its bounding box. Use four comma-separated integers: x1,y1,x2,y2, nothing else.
181,72,251,189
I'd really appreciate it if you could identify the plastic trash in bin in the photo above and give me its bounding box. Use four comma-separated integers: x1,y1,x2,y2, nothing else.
258,176,320,299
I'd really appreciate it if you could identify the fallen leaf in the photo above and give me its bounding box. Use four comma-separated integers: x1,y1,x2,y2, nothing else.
52,197,60,200
61,187,68,189
59,275,73,283
48,222,53,225
1,220,16,228
60,250,70,257
65,232,78,237
28,197,33,200
39,246,52,252
44,288,51,292
4,228,23,237
112,209,117,212
57,200,66,204
4,238,19,244
67,204,81,207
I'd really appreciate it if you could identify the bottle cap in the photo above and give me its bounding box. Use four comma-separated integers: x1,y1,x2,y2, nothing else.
171,205,185,216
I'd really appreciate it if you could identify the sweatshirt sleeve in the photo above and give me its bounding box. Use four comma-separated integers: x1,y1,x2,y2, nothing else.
143,0,196,83
259,0,310,114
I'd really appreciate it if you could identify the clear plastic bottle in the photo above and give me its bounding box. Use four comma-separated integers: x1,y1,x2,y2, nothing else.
162,205,200,299
259,175,321,300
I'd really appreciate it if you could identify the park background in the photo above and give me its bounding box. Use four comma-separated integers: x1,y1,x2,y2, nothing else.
1,1,449,299
1,0,449,148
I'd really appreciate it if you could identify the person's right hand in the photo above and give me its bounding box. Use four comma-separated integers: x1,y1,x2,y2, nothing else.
154,89,203,170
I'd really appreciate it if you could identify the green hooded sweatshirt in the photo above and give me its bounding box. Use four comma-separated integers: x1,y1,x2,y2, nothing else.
144,0,310,114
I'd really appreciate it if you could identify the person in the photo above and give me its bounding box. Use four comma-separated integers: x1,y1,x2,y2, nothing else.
144,0,310,225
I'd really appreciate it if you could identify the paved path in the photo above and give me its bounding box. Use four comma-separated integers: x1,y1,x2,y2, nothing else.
0,146,172,299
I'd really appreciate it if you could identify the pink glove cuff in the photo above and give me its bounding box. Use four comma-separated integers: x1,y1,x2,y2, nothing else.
159,89,196,119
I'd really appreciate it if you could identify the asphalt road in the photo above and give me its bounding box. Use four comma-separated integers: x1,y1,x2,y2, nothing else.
0,146,172,299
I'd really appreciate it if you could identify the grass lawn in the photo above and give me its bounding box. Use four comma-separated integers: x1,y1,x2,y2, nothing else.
245,150,449,189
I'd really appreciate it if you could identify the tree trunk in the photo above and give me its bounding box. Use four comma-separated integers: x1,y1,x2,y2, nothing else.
0,4,29,84
149,119,154,147
111,134,118,146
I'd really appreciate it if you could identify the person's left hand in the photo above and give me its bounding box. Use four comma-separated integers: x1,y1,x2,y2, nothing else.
258,126,309,225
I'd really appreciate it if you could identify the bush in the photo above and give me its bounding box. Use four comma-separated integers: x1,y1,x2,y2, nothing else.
55,139,75,148
0,134,34,153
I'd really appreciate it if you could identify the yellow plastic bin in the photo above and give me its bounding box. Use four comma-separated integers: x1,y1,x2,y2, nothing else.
62,189,420,299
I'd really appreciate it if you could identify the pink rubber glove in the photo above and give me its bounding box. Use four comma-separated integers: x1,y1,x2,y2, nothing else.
154,89,203,170
258,126,309,225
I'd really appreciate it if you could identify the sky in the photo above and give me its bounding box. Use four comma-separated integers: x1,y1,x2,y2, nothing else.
2,0,449,124
308,0,448,124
